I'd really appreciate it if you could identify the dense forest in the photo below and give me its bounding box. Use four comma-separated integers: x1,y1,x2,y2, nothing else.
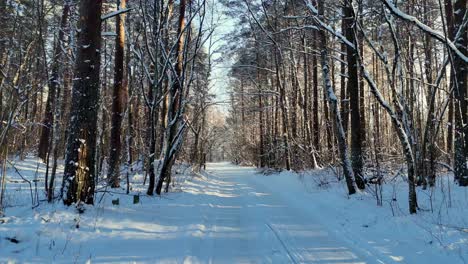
0,0,219,205
221,0,468,214
0,0,467,262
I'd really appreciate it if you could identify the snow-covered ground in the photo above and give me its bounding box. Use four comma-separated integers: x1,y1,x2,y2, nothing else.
0,159,467,263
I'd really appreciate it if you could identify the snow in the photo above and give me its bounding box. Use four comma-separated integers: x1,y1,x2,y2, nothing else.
101,32,118,37
1,159,467,263
251,167,468,264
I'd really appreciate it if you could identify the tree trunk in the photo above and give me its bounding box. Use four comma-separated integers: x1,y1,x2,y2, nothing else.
445,0,455,165
344,0,365,189
421,0,436,187
62,0,102,206
302,37,314,167
156,0,188,195
274,50,292,171
340,18,348,136
317,0,356,195
453,0,468,186
312,31,320,161
107,0,127,188
38,4,70,161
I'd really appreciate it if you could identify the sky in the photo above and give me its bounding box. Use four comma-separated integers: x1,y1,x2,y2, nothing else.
204,0,237,114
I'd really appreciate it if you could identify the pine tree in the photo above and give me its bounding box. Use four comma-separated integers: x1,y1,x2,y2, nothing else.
63,0,103,205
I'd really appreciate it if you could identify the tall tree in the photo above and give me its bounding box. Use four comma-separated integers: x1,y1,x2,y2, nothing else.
108,0,128,188
344,0,365,189
155,0,189,195
62,0,103,205
316,0,356,195
38,3,70,161
453,0,468,186
312,30,320,163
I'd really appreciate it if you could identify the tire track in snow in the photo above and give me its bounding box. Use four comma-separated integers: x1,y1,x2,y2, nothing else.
265,223,299,264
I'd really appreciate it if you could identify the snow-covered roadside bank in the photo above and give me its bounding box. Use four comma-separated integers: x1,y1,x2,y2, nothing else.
0,156,198,263
240,164,468,264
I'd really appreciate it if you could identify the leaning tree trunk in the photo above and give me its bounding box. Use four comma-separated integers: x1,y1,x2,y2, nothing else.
317,0,356,195
107,0,127,188
155,0,188,195
62,0,102,206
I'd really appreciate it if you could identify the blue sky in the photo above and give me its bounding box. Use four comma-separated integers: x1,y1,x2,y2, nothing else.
204,0,236,113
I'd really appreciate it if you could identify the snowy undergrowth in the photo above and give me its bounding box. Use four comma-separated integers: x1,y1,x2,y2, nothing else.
256,166,468,263
0,156,197,263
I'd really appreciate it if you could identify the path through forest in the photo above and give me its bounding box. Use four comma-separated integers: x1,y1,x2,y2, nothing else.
183,163,372,264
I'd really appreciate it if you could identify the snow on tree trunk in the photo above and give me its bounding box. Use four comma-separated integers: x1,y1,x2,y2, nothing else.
317,0,356,195
62,0,102,206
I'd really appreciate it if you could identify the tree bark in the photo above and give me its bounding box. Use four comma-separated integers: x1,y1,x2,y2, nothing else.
108,0,128,188
344,0,365,189
453,0,468,186
312,31,320,160
155,0,189,195
317,0,356,195
63,0,102,206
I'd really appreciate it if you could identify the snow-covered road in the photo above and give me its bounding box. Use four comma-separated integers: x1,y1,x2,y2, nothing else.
179,163,372,264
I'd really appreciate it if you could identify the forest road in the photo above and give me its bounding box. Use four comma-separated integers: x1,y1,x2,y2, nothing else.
184,162,387,264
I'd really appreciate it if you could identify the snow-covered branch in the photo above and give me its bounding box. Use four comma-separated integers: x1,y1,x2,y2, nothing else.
101,8,132,21
381,0,468,63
